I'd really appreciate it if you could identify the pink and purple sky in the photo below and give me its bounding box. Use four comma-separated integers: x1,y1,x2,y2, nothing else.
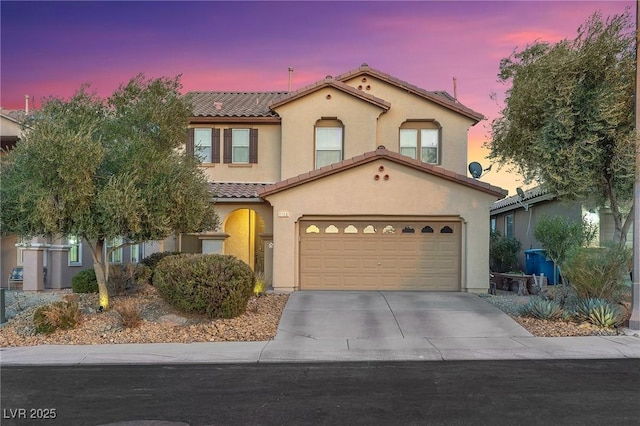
0,0,634,193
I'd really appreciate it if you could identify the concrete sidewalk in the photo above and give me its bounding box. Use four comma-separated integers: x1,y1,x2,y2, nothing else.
1,291,639,365
1,334,639,365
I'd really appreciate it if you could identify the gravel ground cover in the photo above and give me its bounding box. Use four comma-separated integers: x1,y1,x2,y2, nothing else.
0,284,288,347
0,285,627,347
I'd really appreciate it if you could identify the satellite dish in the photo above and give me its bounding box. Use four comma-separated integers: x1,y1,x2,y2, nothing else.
468,162,483,179
515,187,529,211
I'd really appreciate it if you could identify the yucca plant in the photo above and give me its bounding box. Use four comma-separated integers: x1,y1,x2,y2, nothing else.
588,303,623,328
524,299,563,320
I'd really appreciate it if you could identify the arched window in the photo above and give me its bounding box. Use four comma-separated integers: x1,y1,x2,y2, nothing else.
421,226,434,233
383,225,395,234
305,225,320,234
402,226,415,233
399,120,441,164
363,225,376,234
325,225,339,234
440,226,454,234
344,225,358,234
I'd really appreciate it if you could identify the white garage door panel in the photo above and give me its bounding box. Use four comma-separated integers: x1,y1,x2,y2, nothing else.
300,220,461,291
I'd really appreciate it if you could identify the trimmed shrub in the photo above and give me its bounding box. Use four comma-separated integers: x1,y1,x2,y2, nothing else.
563,245,631,303
140,251,181,270
490,231,521,273
153,254,255,319
139,251,181,285
33,301,81,334
72,269,98,294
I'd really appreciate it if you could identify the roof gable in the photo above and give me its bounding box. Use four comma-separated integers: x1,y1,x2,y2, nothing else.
259,147,506,198
269,76,391,111
335,64,484,123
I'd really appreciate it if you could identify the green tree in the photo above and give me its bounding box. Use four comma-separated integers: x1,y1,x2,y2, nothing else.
487,11,637,244
0,75,219,309
534,214,597,290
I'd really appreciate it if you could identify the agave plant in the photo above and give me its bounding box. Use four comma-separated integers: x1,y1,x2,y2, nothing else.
575,298,609,322
524,298,563,320
588,304,623,328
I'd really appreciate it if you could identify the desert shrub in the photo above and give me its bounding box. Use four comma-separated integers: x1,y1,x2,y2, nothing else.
140,251,181,270
490,231,521,273
524,298,563,320
33,301,81,334
153,254,255,319
113,298,142,328
254,272,268,296
72,269,99,293
563,245,631,303
108,263,143,295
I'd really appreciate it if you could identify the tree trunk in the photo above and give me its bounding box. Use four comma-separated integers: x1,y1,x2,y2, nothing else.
604,176,630,246
88,238,110,309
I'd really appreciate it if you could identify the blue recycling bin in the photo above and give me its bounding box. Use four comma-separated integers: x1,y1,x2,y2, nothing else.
524,249,556,285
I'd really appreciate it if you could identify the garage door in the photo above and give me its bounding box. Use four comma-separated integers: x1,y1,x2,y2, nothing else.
299,220,460,291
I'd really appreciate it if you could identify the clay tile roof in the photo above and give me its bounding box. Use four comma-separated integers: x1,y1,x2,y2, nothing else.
210,182,271,199
334,64,484,123
269,78,391,111
258,148,506,198
188,92,287,117
491,186,552,211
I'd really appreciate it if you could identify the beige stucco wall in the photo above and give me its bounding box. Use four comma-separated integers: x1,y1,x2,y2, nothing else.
341,75,477,175
273,89,387,179
1,116,22,137
263,159,499,293
190,123,281,183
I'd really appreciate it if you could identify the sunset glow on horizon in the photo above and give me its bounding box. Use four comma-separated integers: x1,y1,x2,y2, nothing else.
1,0,633,195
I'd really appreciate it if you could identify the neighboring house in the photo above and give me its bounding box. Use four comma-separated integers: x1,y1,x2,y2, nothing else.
1,109,24,288
490,185,632,272
185,64,506,293
1,109,165,290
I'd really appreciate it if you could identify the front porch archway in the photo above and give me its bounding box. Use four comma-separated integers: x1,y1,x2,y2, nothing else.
223,208,265,272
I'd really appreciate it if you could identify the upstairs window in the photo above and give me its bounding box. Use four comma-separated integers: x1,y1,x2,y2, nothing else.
399,121,441,164
224,128,258,164
315,119,343,169
194,128,212,162
188,128,220,163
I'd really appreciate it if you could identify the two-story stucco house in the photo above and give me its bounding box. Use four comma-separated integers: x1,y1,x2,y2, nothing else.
183,64,506,293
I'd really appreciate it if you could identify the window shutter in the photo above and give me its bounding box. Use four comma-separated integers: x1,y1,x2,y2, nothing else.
223,129,232,163
249,128,258,164
186,128,194,156
212,128,221,163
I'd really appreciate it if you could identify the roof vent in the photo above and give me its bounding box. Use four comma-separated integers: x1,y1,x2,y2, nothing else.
361,63,369,67
325,75,333,80
377,145,386,150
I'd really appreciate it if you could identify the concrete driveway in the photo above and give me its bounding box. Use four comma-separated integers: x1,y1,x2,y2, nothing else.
275,291,531,340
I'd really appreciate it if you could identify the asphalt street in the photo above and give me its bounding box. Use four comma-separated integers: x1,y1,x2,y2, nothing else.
1,359,639,426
